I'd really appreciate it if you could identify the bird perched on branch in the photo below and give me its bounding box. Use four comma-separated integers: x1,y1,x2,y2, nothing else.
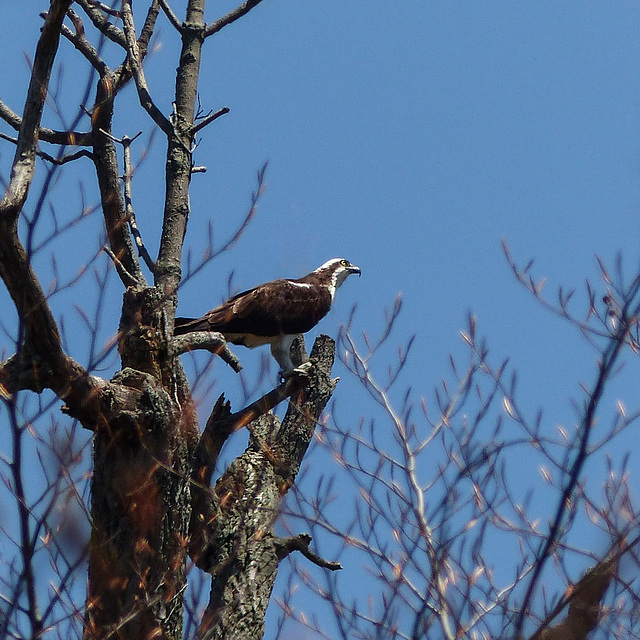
174,258,361,376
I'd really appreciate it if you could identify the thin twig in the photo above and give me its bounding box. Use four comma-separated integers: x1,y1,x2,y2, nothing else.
0,98,92,146
192,106,230,135
59,9,110,76
159,0,183,32
85,0,121,17
121,0,173,136
0,132,94,165
103,246,143,288
6,400,44,637
180,161,267,287
75,0,127,48
116,132,157,274
204,0,267,37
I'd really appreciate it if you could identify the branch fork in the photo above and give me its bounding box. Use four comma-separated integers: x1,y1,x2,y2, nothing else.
275,533,342,571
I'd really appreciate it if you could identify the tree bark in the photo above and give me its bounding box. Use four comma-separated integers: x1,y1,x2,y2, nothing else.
85,368,195,640
198,336,338,640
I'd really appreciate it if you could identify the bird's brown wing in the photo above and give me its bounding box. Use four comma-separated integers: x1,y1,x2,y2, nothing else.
174,280,332,337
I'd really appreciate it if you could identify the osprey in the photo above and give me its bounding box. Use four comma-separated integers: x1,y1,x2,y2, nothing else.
174,258,361,375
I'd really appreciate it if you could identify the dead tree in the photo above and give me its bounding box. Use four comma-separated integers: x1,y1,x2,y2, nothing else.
0,2,340,639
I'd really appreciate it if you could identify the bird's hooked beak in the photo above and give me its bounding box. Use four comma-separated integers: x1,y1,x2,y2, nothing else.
348,263,361,277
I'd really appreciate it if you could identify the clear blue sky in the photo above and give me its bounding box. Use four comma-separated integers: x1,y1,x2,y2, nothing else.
2,2,640,637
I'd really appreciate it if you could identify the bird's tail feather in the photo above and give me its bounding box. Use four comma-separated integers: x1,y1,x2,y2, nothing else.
174,316,209,335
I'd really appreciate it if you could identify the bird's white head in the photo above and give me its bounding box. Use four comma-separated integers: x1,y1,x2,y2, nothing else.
313,258,361,298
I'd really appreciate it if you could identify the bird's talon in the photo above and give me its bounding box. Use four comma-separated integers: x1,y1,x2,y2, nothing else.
281,361,313,380
294,361,313,376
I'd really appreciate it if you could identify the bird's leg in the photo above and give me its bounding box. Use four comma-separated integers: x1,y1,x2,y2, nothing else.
271,336,295,377
271,335,312,379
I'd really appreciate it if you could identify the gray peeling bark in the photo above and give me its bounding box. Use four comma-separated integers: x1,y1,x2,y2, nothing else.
198,336,339,640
